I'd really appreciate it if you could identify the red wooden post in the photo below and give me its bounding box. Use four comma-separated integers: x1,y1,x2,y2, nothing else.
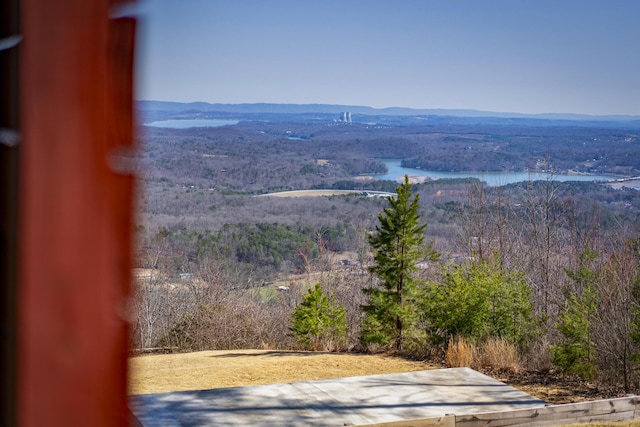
18,1,136,425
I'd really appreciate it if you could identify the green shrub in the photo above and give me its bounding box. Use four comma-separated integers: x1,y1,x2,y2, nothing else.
551,285,598,380
424,257,536,346
290,284,347,351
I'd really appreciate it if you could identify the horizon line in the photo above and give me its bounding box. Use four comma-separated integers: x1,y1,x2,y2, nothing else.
137,100,640,121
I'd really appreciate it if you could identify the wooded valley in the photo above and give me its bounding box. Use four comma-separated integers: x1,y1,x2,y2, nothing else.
131,110,640,393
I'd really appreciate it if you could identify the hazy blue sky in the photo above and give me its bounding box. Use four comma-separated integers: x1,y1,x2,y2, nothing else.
133,0,640,116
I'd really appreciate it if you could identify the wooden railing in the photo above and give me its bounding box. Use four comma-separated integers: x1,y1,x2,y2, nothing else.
363,396,640,427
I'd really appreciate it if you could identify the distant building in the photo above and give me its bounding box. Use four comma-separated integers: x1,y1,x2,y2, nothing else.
339,112,352,122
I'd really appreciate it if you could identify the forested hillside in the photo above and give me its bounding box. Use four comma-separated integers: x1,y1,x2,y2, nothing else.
139,114,640,187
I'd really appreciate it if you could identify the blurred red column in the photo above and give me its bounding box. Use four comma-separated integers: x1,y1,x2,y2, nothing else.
18,1,136,426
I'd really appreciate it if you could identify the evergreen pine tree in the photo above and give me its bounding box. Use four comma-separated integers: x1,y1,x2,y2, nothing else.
361,175,435,351
551,250,599,379
290,284,347,351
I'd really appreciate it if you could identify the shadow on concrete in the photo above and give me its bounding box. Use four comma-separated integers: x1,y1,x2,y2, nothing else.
130,368,547,427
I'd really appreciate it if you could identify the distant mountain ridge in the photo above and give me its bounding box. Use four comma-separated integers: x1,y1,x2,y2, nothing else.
137,100,640,123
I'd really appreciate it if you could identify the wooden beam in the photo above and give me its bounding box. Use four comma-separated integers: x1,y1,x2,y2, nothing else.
18,1,136,426
455,397,640,427
360,415,455,427
360,397,640,427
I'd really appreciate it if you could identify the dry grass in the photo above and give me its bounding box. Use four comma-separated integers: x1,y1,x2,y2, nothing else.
477,338,520,373
129,349,437,395
445,337,520,373
445,336,475,368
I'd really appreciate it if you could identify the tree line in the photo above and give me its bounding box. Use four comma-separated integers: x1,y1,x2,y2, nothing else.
132,175,640,393
289,177,640,391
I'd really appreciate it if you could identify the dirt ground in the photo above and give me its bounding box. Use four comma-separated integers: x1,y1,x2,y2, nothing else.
481,367,628,405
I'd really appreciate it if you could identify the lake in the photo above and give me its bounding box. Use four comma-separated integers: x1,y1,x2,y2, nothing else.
144,119,239,128
378,159,616,186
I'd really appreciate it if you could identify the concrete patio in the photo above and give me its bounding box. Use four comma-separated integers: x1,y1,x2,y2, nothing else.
129,367,546,426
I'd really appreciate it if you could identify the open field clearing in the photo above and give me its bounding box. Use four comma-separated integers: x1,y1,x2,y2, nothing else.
258,189,367,197
128,350,437,395
607,178,640,190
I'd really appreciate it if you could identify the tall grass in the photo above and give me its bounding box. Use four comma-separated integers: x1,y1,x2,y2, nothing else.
445,336,475,368
445,336,521,372
477,337,520,373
